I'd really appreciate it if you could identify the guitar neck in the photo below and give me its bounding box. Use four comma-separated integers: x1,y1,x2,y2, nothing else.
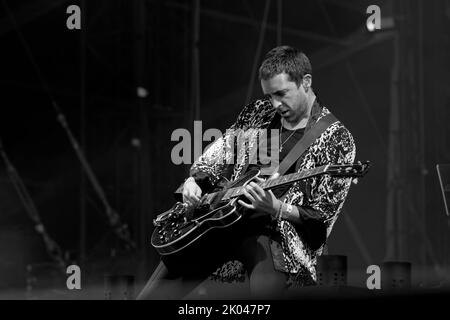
221,165,328,201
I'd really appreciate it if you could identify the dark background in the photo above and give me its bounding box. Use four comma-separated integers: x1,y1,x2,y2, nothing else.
0,0,449,298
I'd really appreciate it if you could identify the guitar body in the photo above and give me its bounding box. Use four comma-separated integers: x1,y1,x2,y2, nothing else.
151,170,260,256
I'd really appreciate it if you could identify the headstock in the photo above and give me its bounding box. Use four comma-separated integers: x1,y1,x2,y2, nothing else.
326,161,371,178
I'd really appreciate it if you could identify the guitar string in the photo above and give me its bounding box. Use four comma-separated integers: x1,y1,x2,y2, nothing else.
226,167,321,199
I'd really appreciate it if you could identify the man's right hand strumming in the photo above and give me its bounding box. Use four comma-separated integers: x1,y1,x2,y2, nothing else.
182,177,202,206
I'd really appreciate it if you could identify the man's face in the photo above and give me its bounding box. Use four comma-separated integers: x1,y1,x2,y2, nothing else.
260,72,309,124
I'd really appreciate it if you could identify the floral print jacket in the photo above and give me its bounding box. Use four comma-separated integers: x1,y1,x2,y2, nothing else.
190,96,356,283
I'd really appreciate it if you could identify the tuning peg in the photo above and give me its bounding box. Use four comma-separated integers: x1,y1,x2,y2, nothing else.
352,178,359,185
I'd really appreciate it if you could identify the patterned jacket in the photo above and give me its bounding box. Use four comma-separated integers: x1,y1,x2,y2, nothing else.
190,96,356,283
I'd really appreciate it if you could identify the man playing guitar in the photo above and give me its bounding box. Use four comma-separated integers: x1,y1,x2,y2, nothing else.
138,46,357,299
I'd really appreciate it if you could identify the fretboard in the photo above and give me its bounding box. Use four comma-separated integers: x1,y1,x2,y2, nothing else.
221,165,328,201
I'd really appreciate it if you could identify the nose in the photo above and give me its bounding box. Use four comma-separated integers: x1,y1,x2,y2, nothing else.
270,96,282,109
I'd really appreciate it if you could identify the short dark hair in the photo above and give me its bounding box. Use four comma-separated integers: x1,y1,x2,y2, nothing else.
258,46,312,86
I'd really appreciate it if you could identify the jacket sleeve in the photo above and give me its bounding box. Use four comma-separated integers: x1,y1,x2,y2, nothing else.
189,101,257,189
294,124,356,223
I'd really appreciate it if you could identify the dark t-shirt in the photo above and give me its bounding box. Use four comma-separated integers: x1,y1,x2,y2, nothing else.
245,113,327,251
256,112,306,193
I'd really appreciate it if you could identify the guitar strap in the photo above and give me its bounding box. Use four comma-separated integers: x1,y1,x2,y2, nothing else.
174,113,337,195
274,112,338,177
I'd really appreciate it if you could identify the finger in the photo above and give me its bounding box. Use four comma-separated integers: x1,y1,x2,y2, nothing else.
268,190,278,202
194,186,202,197
194,189,202,199
246,185,262,202
249,182,265,198
268,190,276,199
243,188,256,203
238,200,255,210
254,177,265,183
185,194,199,204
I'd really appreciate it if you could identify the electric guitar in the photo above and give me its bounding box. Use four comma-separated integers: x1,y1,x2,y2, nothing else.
151,161,370,256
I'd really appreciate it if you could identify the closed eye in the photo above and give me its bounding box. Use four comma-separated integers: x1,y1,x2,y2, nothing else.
274,90,288,97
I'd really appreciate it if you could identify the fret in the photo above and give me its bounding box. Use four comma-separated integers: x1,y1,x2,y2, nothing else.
214,165,332,203
221,165,331,201
292,173,299,181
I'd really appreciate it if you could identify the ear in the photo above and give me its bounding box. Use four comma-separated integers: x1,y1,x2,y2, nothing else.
302,74,312,90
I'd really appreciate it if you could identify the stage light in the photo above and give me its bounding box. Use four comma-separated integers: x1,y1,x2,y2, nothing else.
131,138,141,148
137,86,148,98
